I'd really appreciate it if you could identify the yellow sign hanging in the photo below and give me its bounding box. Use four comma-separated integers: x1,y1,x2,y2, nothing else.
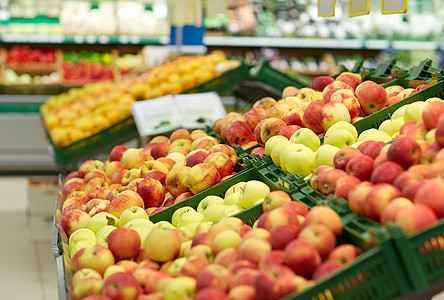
382,0,408,14
349,0,370,17
318,0,336,17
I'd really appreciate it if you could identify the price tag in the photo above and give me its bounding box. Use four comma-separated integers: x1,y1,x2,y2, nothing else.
131,95,182,137
119,35,129,44
98,35,110,44
318,0,336,17
86,35,96,44
382,0,407,14
349,0,370,17
174,92,227,129
73,35,85,44
130,36,141,44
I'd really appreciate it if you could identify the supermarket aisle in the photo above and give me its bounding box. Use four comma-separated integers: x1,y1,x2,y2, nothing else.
0,177,58,300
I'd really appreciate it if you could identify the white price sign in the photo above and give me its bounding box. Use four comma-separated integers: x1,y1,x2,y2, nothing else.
132,92,227,137
382,0,407,14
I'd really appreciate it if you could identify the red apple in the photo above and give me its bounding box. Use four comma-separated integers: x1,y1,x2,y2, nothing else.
327,244,362,264
278,125,301,139
303,100,325,133
103,272,140,299
396,203,439,234
364,183,402,221
109,145,129,162
358,141,386,159
334,175,361,201
61,209,91,237
196,264,231,292
435,114,444,147
310,76,335,92
348,181,373,216
371,161,404,184
334,147,363,170
380,197,414,225
269,224,300,250
336,72,362,90
310,166,333,190
258,250,285,270
209,144,238,166
108,190,145,218
231,268,259,288
238,237,272,265
137,178,165,208
262,190,292,212
298,224,337,258
414,178,444,217
317,169,348,195
356,82,387,115
311,261,343,280
165,166,191,197
195,287,229,300
255,265,298,300
203,152,234,178
282,108,305,127
387,136,422,169
226,121,254,146
303,205,342,237
283,239,321,277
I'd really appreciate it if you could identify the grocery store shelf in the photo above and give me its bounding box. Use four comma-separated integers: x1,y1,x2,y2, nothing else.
204,36,442,51
0,34,170,45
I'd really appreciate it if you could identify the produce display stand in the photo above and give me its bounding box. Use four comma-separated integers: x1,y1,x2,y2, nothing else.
42,62,253,169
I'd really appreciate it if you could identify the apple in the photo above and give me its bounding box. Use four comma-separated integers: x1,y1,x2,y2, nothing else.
103,272,140,299
336,72,362,90
144,270,173,294
213,248,239,268
137,178,165,208
269,224,300,250
334,175,361,200
85,212,118,234
238,180,270,209
324,128,356,149
404,101,428,122
334,147,362,170
230,268,259,288
268,102,293,119
173,192,194,205
144,227,181,262
387,136,422,169
212,230,242,255
72,268,102,288
327,244,362,264
185,149,210,167
422,101,444,130
165,166,191,197
371,161,404,184
108,190,145,218
380,197,414,225
170,128,192,143
144,170,167,185
358,140,386,159
259,118,287,145
314,144,341,168
61,209,91,237
311,261,343,280
265,135,289,156
196,264,231,292
283,239,321,277
197,195,224,213
149,135,169,144
178,211,204,228
298,224,336,258
71,244,115,276
62,180,85,200
365,183,402,221
283,86,300,97
316,169,348,195
120,148,146,169
84,169,106,184
72,277,104,299
209,144,238,166
282,108,305,127
414,178,444,217
289,127,321,152
255,265,298,300
204,152,234,178
330,91,361,119
434,114,444,147
78,160,104,177
239,237,272,264
186,163,220,194
310,75,335,92
348,181,374,215
278,125,301,140
107,227,141,261
244,108,264,130
302,100,325,133
262,191,292,212
192,136,220,151
319,102,351,131
226,121,255,146
304,205,342,236
258,250,285,270
195,287,230,300
178,256,210,278
310,166,333,190
396,203,439,234
270,140,294,167
356,82,387,114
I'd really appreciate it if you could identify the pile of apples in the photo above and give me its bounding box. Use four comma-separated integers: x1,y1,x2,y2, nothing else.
306,99,444,235
213,71,429,153
7,45,56,64
66,188,364,300
59,127,239,238
41,50,232,147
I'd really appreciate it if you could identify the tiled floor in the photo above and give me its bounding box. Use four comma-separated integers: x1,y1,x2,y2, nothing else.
0,177,58,300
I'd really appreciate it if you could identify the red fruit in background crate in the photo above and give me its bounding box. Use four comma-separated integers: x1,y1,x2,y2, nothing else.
371,161,404,184
387,136,422,169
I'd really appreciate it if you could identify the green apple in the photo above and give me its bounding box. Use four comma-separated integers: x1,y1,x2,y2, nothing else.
326,121,358,141
279,144,299,172
119,206,148,227
172,206,196,227
265,135,289,156
168,257,188,276
223,191,241,206
426,128,436,143
397,88,414,100
280,144,315,177
69,228,96,250
306,91,324,102
378,117,405,137
197,196,224,213
70,239,95,258
238,180,270,209
222,205,242,217
224,182,247,198
177,211,204,228
392,132,400,139
357,128,392,142
86,212,119,234
324,129,356,148
124,218,155,242
203,204,226,222
95,225,117,247
391,105,407,119
314,144,340,168
404,101,427,122
255,198,265,205
155,221,176,229
164,276,196,300
270,141,294,167
425,97,443,103
290,127,321,151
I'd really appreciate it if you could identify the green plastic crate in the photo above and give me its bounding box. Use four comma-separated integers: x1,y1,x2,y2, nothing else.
43,115,138,168
361,57,407,84
149,165,297,224
250,59,306,90
183,63,252,94
387,220,444,292
233,191,412,300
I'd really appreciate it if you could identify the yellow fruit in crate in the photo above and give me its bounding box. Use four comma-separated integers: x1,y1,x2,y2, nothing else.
50,127,69,146
69,127,85,143
74,117,95,132
93,114,111,130
44,114,59,130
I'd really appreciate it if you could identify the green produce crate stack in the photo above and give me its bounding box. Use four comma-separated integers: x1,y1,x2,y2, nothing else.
250,59,306,90
361,57,407,84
